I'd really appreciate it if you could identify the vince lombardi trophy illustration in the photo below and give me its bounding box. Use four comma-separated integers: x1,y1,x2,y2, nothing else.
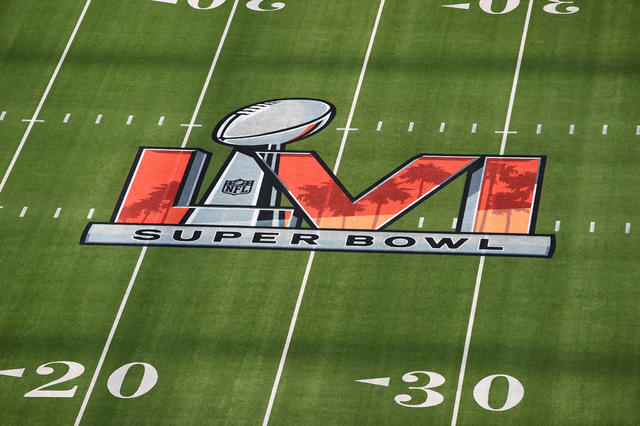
185,98,336,228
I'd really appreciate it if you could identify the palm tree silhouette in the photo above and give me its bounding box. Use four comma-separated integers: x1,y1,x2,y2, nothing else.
296,180,342,227
399,163,450,195
364,180,413,229
329,201,365,229
121,181,181,223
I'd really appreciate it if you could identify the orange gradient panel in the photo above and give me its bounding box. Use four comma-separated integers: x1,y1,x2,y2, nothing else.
116,149,193,224
277,153,477,229
473,158,540,234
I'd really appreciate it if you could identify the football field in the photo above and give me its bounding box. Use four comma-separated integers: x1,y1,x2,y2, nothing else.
0,0,639,424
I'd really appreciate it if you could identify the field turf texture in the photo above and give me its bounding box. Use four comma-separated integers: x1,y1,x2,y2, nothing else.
0,0,638,424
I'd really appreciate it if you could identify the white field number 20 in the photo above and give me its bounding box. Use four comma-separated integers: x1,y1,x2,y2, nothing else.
394,371,524,411
23,361,157,399
152,0,285,12
479,0,579,14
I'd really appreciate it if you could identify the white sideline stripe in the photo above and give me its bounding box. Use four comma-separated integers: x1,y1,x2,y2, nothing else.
264,2,386,424
625,222,631,234
439,122,446,133
408,122,414,132
87,208,95,219
181,0,239,148
602,124,608,135
263,251,315,426
53,207,62,219
0,0,93,196
19,207,28,217
452,2,533,425
158,116,165,126
63,113,71,123
555,220,561,232
471,123,477,133
418,217,424,228
498,0,533,156
377,121,382,131
451,256,485,426
590,221,596,233
569,124,575,135
332,0,385,174
636,125,640,136
74,247,147,426
95,114,102,124
536,124,542,134
0,111,6,121
452,217,458,229
126,115,134,125
75,3,240,424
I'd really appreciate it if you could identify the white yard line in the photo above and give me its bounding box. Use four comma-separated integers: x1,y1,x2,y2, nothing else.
74,246,147,426
181,0,239,149
262,2,386,423
262,251,315,426
332,0,385,175
498,0,533,156
451,255,485,425
0,0,92,195
451,2,534,425
74,2,240,424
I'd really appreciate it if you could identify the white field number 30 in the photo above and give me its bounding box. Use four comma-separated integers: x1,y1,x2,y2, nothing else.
23,361,157,399
479,0,579,14
152,0,285,12
393,371,524,411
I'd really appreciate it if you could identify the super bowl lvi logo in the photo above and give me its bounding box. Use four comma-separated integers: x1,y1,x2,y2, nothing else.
81,98,555,257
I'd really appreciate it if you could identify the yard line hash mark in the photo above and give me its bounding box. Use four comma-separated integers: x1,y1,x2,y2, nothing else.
569,124,575,135
19,207,28,218
63,113,71,123
625,223,631,234
21,119,44,123
0,111,6,121
158,116,165,126
408,122,414,132
126,115,134,125
53,208,62,219
87,208,95,220
75,2,241,424
418,217,424,228
471,123,477,133
377,121,383,131
590,221,596,233
95,114,102,124
0,0,92,196
536,124,542,134
263,1,386,424
440,122,446,133
452,217,458,229
555,220,561,232
452,1,534,425
636,125,640,136
602,125,608,135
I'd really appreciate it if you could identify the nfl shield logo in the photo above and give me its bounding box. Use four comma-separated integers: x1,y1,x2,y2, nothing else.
222,179,254,196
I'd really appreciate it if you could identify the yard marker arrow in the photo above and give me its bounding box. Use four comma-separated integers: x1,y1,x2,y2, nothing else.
355,377,390,387
442,3,471,9
0,368,25,378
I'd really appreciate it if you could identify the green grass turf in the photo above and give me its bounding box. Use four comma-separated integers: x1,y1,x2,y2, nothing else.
0,0,638,424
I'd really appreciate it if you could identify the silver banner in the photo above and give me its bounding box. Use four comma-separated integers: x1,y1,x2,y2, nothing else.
81,223,554,258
